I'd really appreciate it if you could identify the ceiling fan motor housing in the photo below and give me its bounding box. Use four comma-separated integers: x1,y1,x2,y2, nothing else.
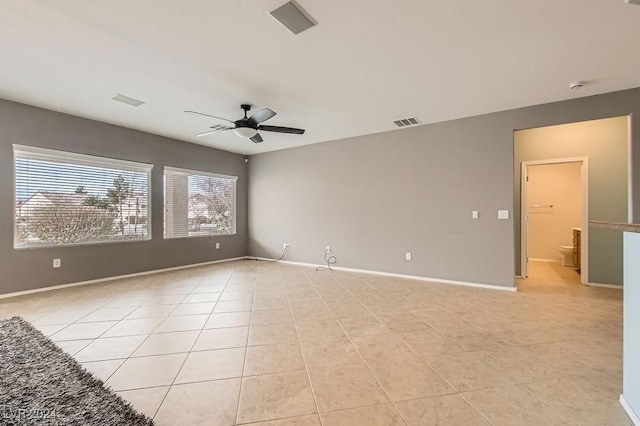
187,104,304,143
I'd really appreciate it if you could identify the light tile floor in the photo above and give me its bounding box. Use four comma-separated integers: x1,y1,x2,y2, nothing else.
0,260,630,425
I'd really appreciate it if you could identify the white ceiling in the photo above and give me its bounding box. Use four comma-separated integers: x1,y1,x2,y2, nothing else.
1,0,639,155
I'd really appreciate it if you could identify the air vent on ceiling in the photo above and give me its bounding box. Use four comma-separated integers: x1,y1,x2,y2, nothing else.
112,93,145,107
393,117,421,128
269,1,316,35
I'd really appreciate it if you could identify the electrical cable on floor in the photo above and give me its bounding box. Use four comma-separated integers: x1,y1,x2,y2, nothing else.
253,244,290,263
277,245,290,261
316,248,337,272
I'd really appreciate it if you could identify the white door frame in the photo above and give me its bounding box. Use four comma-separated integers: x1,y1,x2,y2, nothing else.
520,157,589,284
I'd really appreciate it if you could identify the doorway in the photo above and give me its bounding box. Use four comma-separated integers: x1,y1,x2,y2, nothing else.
514,116,630,288
521,158,588,284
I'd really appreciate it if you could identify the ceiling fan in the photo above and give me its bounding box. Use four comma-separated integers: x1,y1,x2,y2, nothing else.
185,104,305,143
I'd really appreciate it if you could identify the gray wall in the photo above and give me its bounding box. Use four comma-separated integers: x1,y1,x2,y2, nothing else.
249,88,640,288
623,231,640,421
514,117,629,285
0,99,248,295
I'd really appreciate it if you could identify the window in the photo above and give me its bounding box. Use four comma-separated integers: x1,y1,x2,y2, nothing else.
14,145,152,248
164,166,237,238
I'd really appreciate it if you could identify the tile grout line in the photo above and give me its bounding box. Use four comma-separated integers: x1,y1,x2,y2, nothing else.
64,275,208,418
38,302,111,340
306,269,411,425
355,282,499,426
284,265,324,425
97,271,231,399
130,274,208,411
152,271,234,421
337,277,422,425
4,260,626,424
331,271,489,425
454,391,497,425
234,270,257,425
354,274,584,425
332,309,409,425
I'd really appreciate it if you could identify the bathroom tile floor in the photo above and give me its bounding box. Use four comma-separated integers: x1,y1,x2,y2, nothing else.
521,259,582,286
0,259,630,425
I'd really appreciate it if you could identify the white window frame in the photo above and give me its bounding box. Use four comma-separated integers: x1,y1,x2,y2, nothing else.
163,165,238,239
13,144,153,249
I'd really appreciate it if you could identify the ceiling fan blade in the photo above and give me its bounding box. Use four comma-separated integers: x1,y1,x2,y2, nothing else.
258,125,305,134
248,108,276,125
196,129,220,137
250,133,264,143
184,110,236,124
196,125,234,137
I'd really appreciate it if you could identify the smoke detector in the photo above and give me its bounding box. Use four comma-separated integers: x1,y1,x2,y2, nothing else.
569,81,584,90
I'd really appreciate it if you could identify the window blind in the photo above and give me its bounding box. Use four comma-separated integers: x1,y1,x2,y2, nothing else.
164,166,237,239
14,145,152,248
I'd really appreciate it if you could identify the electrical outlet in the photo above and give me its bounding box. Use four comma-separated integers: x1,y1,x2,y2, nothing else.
472,210,479,219
498,210,509,220
326,246,331,252
53,258,61,268
283,242,290,249
405,252,412,261
215,243,220,249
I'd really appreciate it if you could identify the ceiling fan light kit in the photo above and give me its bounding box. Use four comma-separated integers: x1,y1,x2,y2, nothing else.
234,127,258,138
185,104,305,144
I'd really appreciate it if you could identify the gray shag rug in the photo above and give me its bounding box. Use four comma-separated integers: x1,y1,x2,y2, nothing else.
0,316,154,425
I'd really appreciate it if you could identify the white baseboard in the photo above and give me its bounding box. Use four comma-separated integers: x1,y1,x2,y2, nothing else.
0,257,246,300
249,257,516,292
249,256,278,263
528,258,561,263
587,282,624,289
620,394,640,425
1,254,520,300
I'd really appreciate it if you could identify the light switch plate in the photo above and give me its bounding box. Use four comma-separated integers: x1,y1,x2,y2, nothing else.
472,210,479,219
215,243,220,249
498,210,509,219
405,252,412,261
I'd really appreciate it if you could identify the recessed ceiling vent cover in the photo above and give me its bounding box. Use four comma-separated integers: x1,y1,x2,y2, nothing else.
393,117,421,128
112,94,145,107
269,1,316,35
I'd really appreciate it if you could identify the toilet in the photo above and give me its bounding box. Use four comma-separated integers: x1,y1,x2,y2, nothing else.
558,245,574,267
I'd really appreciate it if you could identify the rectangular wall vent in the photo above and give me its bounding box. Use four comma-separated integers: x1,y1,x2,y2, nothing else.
112,93,145,107
269,1,316,35
393,117,421,128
